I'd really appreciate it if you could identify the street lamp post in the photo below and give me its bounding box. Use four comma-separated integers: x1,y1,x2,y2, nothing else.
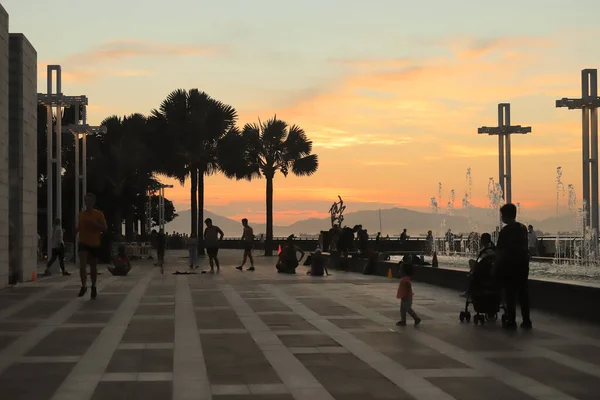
157,184,173,231
556,69,600,236
478,103,532,204
145,188,153,234
63,104,106,263
37,65,67,259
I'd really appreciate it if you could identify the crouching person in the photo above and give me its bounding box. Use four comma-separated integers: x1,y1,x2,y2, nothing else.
108,245,131,276
276,236,304,274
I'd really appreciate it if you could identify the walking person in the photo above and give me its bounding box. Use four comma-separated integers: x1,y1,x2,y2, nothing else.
204,218,224,272
396,263,421,326
494,203,532,330
44,218,70,276
77,193,107,299
187,233,198,269
236,218,255,271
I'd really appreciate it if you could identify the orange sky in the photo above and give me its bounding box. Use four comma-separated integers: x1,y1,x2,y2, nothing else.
6,0,599,226
158,37,589,224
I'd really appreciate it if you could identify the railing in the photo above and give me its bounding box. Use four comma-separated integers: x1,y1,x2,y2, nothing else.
111,242,153,259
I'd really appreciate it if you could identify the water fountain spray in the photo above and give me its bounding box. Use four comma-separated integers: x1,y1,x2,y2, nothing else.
555,167,566,262
487,177,504,230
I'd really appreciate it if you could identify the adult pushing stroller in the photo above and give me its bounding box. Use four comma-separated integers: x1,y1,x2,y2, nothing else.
459,234,506,326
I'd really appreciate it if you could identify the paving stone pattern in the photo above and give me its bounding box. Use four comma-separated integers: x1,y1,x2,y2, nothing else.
1,250,600,399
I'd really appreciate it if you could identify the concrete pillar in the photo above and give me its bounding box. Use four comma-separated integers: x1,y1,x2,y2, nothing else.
8,33,37,282
0,6,9,287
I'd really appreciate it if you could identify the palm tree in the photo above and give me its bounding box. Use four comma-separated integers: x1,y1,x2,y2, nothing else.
91,114,153,239
150,89,237,253
219,116,318,256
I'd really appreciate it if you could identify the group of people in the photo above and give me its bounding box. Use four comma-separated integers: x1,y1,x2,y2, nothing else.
461,203,532,330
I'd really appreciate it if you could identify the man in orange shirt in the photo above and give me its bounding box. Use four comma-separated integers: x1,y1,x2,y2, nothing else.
77,193,107,299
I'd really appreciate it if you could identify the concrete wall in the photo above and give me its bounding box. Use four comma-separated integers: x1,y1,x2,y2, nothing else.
0,6,9,287
9,33,37,283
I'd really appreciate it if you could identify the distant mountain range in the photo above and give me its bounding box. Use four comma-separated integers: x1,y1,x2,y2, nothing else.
165,207,582,237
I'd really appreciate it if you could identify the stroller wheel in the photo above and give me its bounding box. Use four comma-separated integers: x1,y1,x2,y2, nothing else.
474,315,479,325
459,311,465,322
465,312,471,322
501,314,507,327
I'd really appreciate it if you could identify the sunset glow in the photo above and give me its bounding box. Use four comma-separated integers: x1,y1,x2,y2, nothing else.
6,0,600,225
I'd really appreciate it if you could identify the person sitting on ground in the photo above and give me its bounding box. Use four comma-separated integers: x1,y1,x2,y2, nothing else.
459,233,496,298
108,245,132,276
308,247,328,276
276,235,305,274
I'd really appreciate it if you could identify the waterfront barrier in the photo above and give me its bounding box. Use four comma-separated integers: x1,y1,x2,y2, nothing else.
320,252,600,324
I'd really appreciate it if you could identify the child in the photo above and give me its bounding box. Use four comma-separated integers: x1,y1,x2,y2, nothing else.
108,245,131,276
187,234,198,269
396,263,421,326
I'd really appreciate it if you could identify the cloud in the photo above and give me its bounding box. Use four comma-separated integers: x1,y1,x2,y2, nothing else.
447,36,554,59
65,39,222,64
446,144,579,158
238,33,575,156
364,161,407,166
310,127,413,149
329,57,412,68
38,39,222,84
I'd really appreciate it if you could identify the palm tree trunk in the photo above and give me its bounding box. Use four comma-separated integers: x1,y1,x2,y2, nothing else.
114,206,123,240
125,207,134,241
190,168,198,237
265,176,274,256
197,170,205,255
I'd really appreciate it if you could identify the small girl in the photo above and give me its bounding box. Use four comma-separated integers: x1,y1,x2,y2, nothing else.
396,263,421,326
109,245,131,276
187,234,198,269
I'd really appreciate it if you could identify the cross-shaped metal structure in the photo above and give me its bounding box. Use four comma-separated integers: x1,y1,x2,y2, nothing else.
478,103,532,204
556,69,600,236
37,65,105,261
147,184,174,233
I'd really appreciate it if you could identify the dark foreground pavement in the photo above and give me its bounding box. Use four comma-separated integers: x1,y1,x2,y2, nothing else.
1,250,600,400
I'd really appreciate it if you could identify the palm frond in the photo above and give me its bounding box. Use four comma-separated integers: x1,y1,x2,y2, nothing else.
291,154,319,176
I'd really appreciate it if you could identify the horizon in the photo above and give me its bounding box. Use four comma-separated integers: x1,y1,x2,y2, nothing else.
4,0,600,225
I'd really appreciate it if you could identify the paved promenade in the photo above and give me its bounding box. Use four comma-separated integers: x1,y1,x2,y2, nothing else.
1,250,600,400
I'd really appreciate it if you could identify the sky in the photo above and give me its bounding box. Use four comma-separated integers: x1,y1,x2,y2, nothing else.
4,0,600,226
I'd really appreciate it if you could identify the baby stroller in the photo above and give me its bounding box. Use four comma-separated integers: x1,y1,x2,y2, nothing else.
459,264,506,326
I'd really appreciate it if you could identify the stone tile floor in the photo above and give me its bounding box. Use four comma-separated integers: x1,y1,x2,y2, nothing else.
1,250,600,399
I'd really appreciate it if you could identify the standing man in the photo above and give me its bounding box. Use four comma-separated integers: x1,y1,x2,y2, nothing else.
236,218,255,271
527,225,538,257
494,203,532,330
44,218,70,276
204,218,224,272
77,193,107,299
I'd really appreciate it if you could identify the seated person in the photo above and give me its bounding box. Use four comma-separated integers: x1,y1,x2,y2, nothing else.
108,245,132,276
308,248,328,276
277,236,305,274
460,233,495,297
